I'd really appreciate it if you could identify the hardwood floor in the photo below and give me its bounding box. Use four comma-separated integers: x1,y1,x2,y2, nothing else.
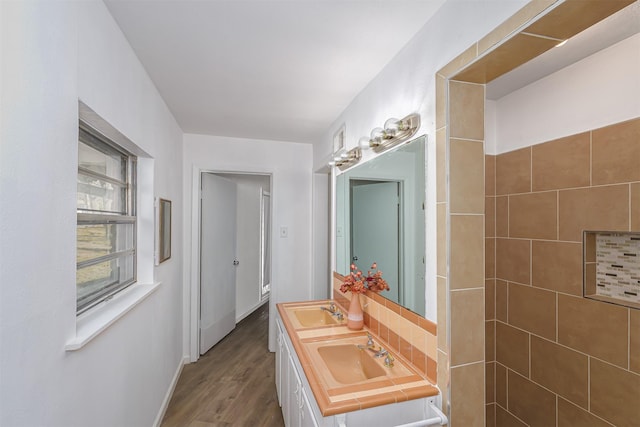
161,302,284,427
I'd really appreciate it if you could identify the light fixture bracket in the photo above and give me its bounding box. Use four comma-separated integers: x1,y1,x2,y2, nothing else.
370,113,420,153
336,147,362,171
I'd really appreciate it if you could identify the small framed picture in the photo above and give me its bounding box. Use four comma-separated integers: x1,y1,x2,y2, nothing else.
333,125,345,154
158,198,172,264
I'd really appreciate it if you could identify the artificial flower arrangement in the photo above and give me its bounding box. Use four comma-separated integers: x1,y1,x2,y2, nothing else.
340,262,390,295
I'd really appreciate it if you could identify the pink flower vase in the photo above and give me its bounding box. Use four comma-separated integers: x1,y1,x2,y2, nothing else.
347,292,364,330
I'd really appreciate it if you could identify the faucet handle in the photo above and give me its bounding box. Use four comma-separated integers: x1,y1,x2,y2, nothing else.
384,353,395,367
329,302,336,313
366,332,374,347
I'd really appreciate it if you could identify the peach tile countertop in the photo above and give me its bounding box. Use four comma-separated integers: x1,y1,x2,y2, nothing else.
277,300,438,416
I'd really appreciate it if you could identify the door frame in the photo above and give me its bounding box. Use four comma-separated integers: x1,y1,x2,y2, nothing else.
188,166,273,362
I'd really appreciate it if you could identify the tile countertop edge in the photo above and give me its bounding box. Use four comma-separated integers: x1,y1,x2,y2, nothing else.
276,300,439,417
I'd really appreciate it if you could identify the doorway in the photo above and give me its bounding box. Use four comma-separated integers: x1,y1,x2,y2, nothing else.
350,179,403,306
197,171,272,356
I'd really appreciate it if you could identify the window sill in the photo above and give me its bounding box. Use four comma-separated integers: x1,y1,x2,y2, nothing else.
65,282,161,351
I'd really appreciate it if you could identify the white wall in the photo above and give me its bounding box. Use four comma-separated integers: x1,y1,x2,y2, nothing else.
183,134,313,354
489,33,640,154
316,0,529,321
312,173,330,300
0,2,184,426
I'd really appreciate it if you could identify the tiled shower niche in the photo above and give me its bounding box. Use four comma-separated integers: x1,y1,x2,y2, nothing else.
584,231,640,310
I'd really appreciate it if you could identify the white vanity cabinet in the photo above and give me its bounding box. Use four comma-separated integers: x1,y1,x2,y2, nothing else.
275,311,443,427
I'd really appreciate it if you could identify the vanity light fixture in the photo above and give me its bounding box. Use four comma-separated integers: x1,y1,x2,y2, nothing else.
330,147,362,171
361,113,421,153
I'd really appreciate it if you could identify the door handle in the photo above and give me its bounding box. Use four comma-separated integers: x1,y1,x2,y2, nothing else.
233,260,239,266
352,256,358,261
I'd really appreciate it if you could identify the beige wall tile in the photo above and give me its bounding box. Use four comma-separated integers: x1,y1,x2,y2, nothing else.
496,147,531,195
590,358,640,427
485,279,495,319
437,349,450,410
437,276,447,352
495,196,508,237
450,289,485,366
592,116,640,185
486,362,495,403
632,182,640,231
486,238,495,279
486,197,495,237
436,128,447,203
496,322,529,377
486,155,496,196
508,370,556,427
495,405,526,427
532,240,583,295
495,363,507,408
508,283,556,340
558,294,629,368
453,34,557,84
477,0,556,54
523,0,635,40
449,81,484,140
495,279,508,322
450,215,484,289
585,231,596,263
631,309,640,374
559,184,629,242
486,403,495,427
531,336,588,408
558,397,612,427
438,45,477,79
486,320,495,361
584,262,596,296
450,362,485,427
437,202,447,277
436,74,446,130
508,191,557,240
496,238,530,284
532,131,590,191
450,139,485,214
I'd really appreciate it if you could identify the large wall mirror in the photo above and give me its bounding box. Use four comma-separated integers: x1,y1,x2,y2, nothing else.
335,135,426,315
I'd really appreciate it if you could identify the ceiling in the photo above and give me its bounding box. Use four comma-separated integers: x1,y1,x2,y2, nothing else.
104,0,446,144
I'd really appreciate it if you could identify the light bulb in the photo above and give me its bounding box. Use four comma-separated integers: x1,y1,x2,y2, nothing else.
358,136,371,149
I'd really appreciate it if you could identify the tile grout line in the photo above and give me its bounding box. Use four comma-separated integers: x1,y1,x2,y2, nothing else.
589,131,593,187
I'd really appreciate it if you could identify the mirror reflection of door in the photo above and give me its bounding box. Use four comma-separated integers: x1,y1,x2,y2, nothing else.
350,179,402,305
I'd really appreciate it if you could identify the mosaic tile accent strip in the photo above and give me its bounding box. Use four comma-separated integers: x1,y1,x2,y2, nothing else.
595,233,640,304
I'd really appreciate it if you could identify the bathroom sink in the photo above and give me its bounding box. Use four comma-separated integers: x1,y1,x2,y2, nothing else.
317,344,386,384
293,308,339,327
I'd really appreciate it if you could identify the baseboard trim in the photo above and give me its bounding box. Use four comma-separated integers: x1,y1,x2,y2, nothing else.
153,355,188,427
235,298,269,323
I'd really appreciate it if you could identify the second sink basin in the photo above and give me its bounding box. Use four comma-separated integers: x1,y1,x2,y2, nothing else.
294,308,339,327
317,344,386,384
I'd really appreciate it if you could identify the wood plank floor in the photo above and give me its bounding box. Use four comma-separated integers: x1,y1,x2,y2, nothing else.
161,303,284,427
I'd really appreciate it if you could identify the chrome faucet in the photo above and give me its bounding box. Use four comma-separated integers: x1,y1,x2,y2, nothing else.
320,302,344,321
320,302,336,314
373,347,388,358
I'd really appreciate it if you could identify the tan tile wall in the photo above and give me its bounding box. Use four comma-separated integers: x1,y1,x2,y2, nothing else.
489,117,640,427
332,274,438,384
435,3,636,426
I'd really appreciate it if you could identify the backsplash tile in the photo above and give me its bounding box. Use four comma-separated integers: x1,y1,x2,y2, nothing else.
332,272,438,382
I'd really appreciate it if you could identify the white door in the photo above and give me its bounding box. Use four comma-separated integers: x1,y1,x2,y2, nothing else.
351,180,401,304
200,173,238,355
